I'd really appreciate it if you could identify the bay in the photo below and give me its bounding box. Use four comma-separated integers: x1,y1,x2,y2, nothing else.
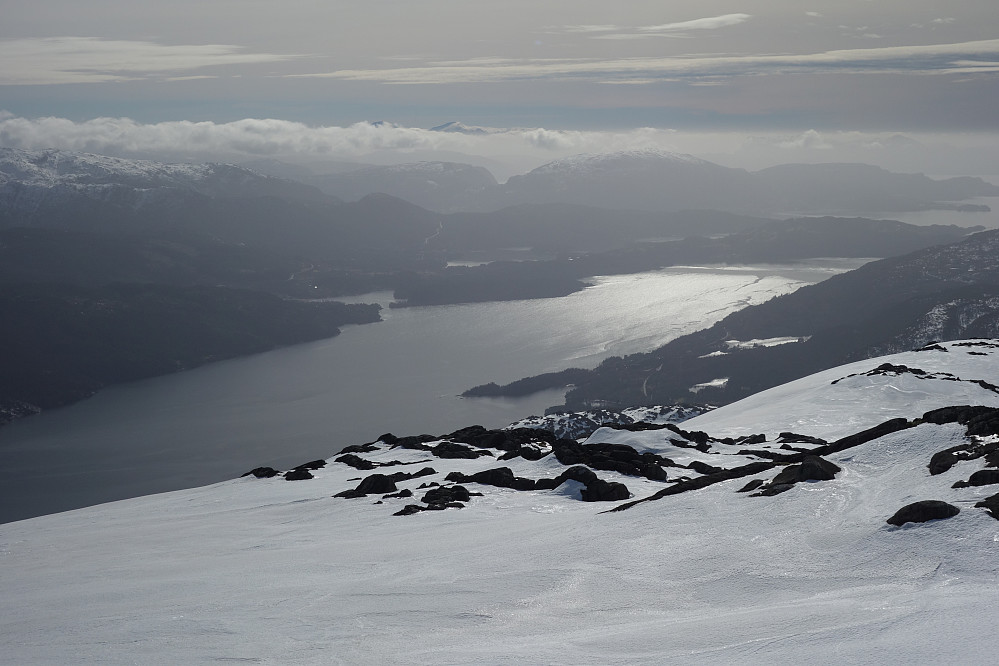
0,260,866,523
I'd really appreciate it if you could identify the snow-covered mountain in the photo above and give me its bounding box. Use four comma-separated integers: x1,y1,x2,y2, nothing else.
0,147,332,224
4,340,999,663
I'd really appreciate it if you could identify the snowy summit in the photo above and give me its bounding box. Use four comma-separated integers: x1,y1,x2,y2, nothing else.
3,340,999,663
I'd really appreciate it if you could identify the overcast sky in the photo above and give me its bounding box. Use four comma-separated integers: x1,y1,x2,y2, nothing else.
1,1,997,174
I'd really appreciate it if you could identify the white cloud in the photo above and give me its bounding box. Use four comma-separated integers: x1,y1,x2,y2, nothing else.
307,39,999,85
558,13,751,41
0,114,683,166
560,25,622,34
637,14,752,33
3,114,998,177
0,37,299,85
777,129,833,150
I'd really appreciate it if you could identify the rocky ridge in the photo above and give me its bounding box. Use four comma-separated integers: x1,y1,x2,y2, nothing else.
244,340,999,527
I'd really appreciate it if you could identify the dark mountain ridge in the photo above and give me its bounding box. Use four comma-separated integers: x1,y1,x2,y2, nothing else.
468,229,999,409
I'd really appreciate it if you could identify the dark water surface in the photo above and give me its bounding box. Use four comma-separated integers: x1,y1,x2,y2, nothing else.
0,261,866,523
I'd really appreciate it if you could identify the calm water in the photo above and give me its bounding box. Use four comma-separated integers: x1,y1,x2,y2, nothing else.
0,260,866,522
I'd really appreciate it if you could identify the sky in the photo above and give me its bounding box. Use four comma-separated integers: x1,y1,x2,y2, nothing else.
1,1,998,175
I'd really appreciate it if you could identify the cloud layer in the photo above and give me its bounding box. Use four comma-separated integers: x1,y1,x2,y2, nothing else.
314,39,999,84
2,113,996,179
0,37,298,85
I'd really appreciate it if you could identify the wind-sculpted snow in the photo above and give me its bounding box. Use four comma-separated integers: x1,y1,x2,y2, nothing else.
3,341,999,664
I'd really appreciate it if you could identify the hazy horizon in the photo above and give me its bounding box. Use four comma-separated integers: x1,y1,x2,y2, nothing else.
2,2,998,178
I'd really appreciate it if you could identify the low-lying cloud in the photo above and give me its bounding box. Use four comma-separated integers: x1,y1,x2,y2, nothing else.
2,113,996,178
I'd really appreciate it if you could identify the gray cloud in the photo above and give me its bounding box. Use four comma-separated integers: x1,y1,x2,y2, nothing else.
637,14,752,33
0,37,299,85
305,39,999,85
2,113,996,177
0,114,682,162
557,13,751,41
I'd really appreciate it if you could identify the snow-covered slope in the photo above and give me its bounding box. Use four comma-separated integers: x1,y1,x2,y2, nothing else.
3,340,999,664
0,147,330,222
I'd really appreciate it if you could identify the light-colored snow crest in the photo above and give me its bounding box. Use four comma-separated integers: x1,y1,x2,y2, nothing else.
3,340,999,664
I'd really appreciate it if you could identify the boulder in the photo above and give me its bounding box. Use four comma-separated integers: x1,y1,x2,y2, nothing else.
334,473,397,497
964,469,999,487
737,479,765,493
975,493,999,520
293,459,327,470
334,454,376,470
284,469,314,481
887,500,960,526
431,442,493,459
771,456,841,485
241,467,280,478
355,473,398,494
422,485,472,505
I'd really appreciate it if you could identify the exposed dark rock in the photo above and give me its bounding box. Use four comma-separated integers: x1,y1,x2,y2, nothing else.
779,444,814,453
777,432,827,445
815,418,914,456
736,434,767,445
966,408,999,437
445,467,537,491
355,474,398,494
334,473,398,497
284,469,314,481
737,479,766,493
334,454,376,470
668,437,711,453
975,493,999,520
738,449,799,462
431,441,494,459
770,456,842,485
750,483,795,497
383,489,413,499
241,467,280,479
338,443,379,454
953,469,999,488
928,434,999,475
390,434,438,450
553,440,670,481
422,485,472,505
385,467,437,483
688,461,724,476
606,422,675,433
610,461,777,511
887,500,960,526
581,479,630,502
922,405,996,425
928,449,960,476
292,459,327,471
665,423,710,446
393,504,425,516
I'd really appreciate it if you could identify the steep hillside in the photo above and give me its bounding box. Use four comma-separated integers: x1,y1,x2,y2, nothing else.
476,228,999,408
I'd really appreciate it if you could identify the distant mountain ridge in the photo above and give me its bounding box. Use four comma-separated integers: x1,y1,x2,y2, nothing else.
249,148,999,215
